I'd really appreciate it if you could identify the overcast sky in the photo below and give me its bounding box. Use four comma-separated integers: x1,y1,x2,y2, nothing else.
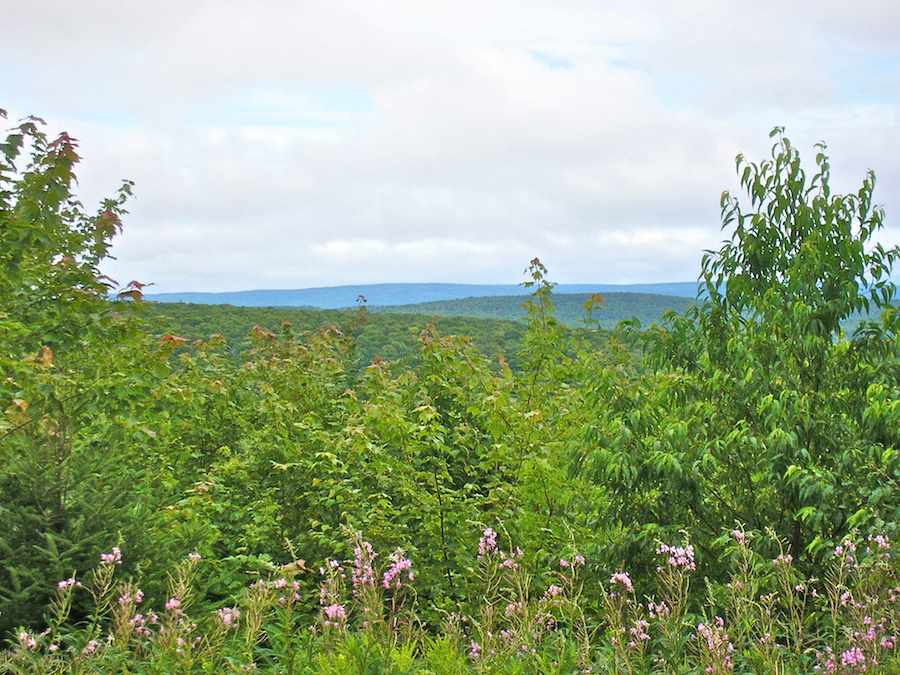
3,1,899,292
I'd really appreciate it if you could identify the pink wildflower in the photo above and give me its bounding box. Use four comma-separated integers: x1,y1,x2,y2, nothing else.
732,529,753,546
610,572,633,593
351,538,376,589
217,606,240,629
17,632,37,650
656,543,696,570
383,551,413,589
130,613,151,637
323,603,347,627
841,646,866,668
543,584,563,600
100,547,122,566
478,528,498,559
696,617,734,672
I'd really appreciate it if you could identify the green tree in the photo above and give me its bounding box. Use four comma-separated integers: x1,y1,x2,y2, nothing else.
582,129,900,571
0,110,161,633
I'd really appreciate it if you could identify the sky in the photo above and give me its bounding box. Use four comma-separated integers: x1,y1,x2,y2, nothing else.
2,0,899,293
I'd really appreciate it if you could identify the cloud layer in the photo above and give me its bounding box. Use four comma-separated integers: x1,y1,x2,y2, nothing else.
3,1,898,291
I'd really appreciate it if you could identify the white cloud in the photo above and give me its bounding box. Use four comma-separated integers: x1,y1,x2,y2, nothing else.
2,0,899,292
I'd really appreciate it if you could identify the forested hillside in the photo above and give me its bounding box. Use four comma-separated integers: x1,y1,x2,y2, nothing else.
370,292,696,328
141,302,627,369
4,116,900,674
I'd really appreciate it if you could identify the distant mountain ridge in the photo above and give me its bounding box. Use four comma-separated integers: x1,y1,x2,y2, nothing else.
145,281,700,309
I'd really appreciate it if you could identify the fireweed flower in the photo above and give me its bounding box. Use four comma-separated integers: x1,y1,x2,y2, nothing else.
382,551,413,589
630,618,651,644
840,646,866,669
543,584,563,600
732,529,753,546
323,603,347,627
118,588,144,605
814,647,836,672
561,554,586,568
656,543,696,571
217,606,240,629
165,597,181,612
17,632,37,650
130,614,152,637
351,538,376,589
696,617,734,672
478,528,498,559
773,553,793,566
469,639,482,661
610,572,634,595
100,547,122,566
318,560,346,616
836,540,858,569
869,534,891,550
499,547,523,570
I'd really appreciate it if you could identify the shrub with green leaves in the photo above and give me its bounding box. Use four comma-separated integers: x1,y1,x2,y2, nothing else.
0,110,167,634
579,128,900,577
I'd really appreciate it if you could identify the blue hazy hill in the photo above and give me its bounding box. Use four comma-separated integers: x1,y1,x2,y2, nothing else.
145,281,699,309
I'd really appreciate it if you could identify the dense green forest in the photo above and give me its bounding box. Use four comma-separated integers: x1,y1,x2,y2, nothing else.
144,303,537,367
3,114,900,674
141,302,628,370
370,292,696,329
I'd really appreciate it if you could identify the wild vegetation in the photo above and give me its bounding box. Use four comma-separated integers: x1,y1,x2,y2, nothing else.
141,301,632,372
2,112,900,674
142,302,536,368
367,292,696,329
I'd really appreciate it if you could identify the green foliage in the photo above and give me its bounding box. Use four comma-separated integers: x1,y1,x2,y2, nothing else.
142,301,535,369
0,112,165,634
129,259,627,622
580,129,900,577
